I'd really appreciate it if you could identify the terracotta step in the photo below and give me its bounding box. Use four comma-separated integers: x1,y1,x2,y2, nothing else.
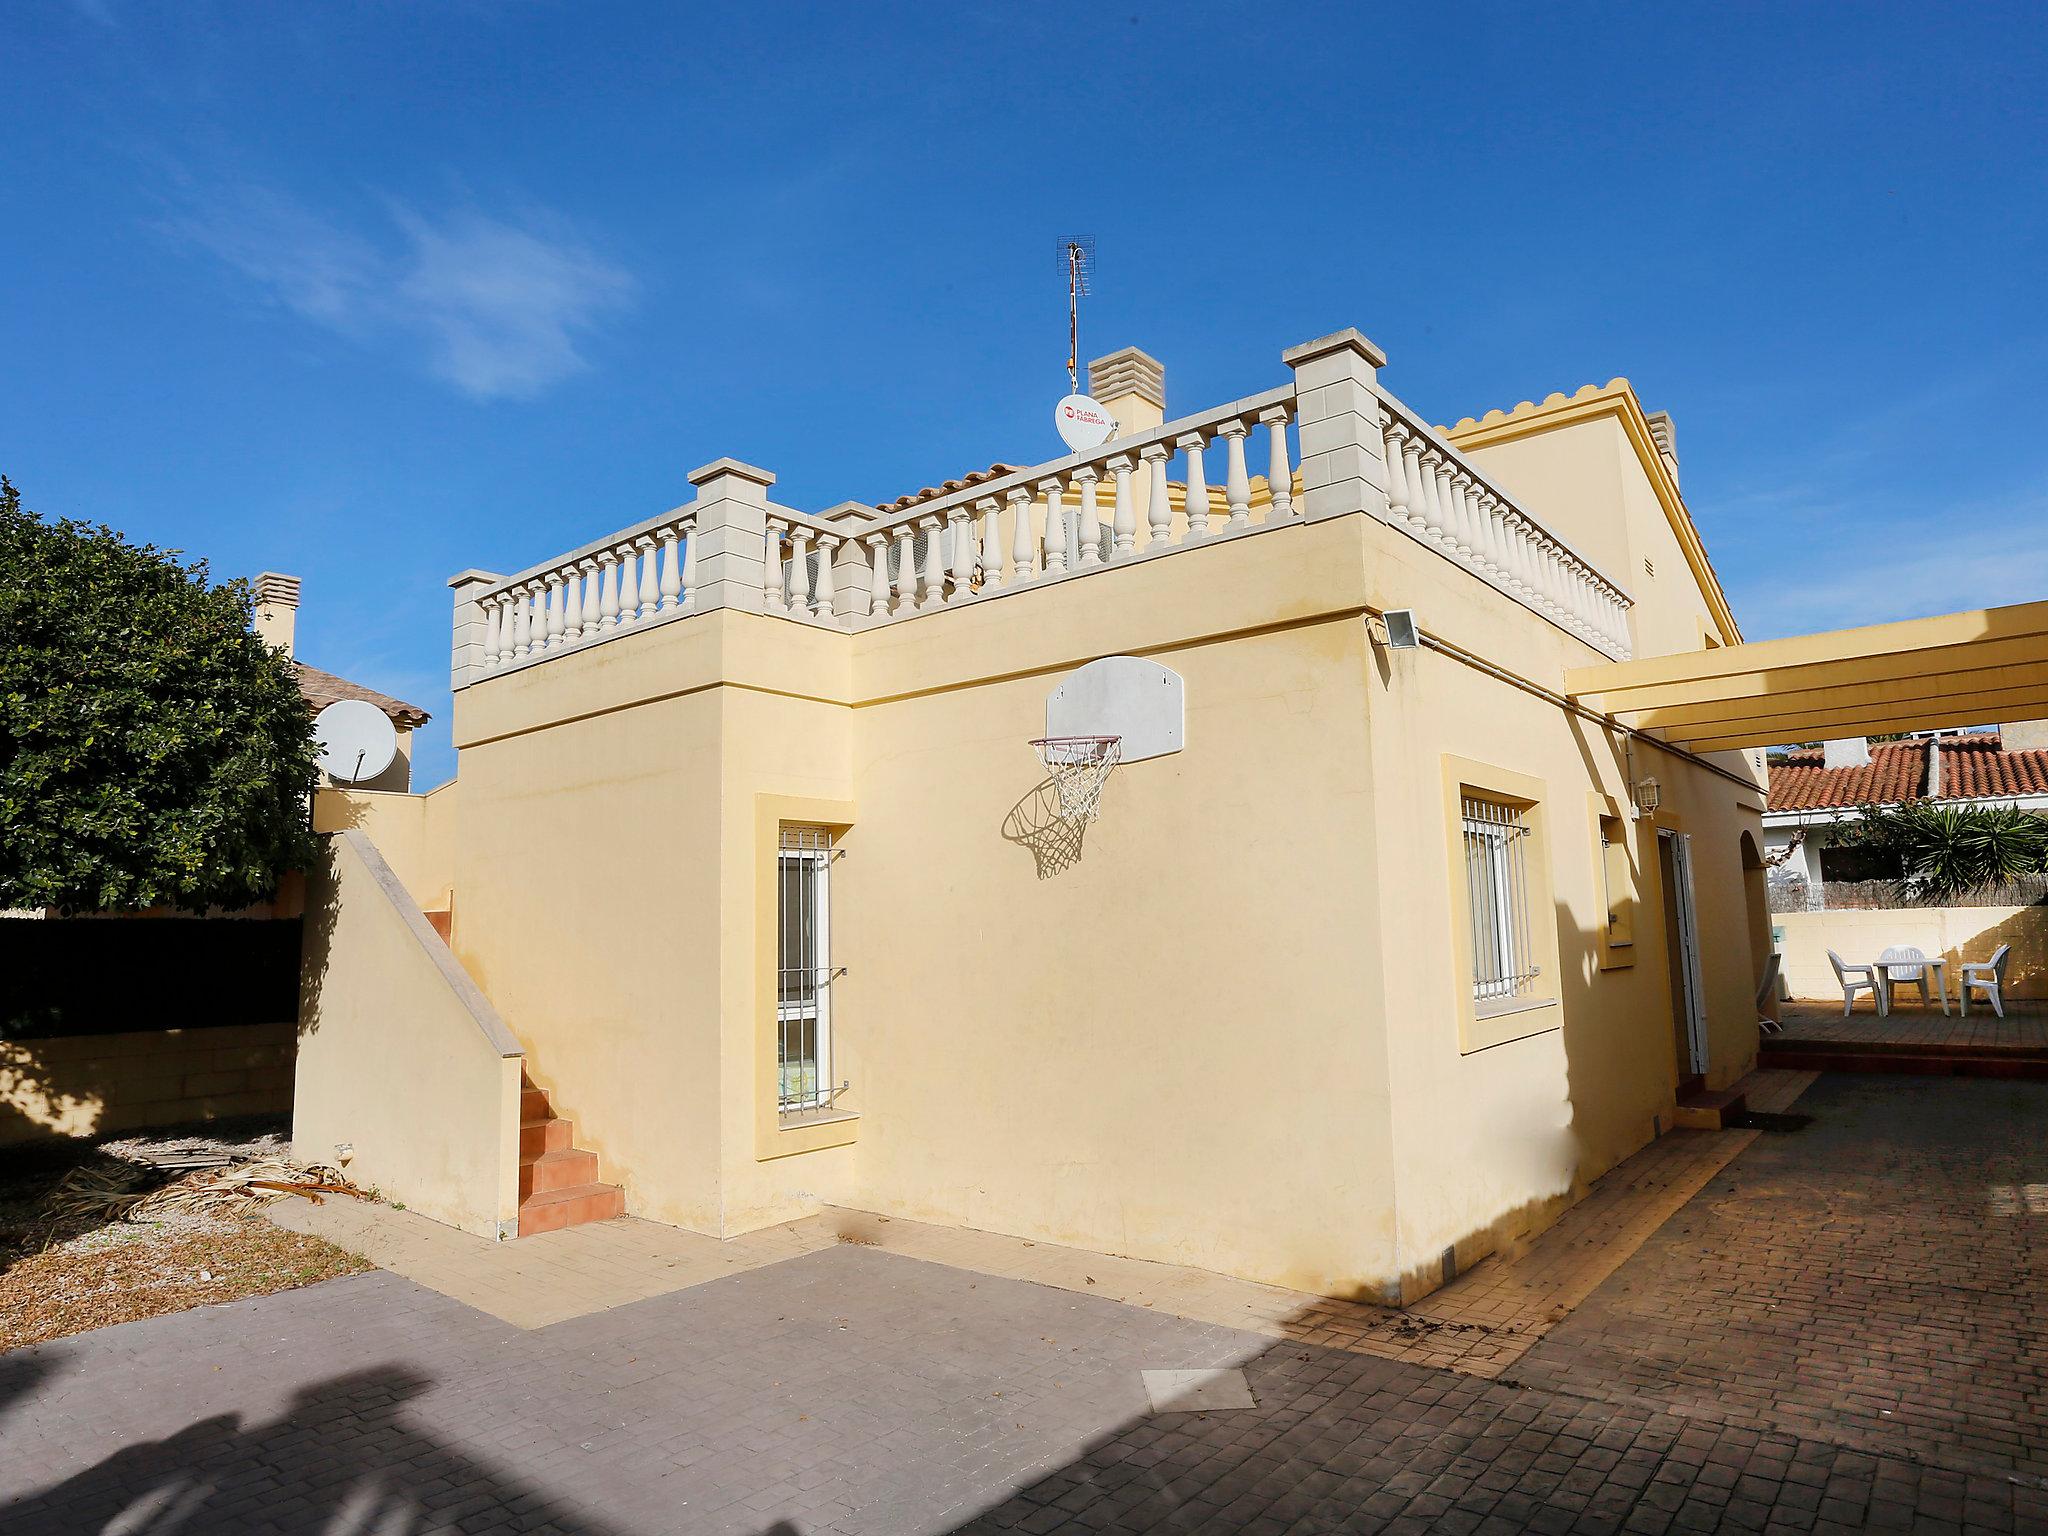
519,1147,598,1198
1674,1085,1747,1131
519,1117,574,1159
517,1182,624,1237
520,1086,552,1120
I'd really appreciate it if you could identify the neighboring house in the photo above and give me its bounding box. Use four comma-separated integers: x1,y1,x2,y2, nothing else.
253,572,430,792
298,333,1775,1306
1763,726,2048,890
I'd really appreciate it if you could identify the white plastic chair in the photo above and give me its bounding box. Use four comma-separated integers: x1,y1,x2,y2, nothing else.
1756,952,1784,1035
1878,945,1936,1011
1828,949,1885,1017
1961,944,2012,1018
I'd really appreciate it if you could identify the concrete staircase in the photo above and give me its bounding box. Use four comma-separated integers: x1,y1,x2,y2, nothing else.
517,1073,624,1236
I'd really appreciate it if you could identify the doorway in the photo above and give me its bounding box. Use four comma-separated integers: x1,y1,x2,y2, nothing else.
1658,829,1709,1082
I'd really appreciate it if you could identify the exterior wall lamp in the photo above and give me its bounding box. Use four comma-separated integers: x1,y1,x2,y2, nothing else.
1632,775,1662,815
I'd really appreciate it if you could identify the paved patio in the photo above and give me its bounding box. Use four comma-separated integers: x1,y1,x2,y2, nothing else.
1774,997,2048,1053
3,1071,2044,1535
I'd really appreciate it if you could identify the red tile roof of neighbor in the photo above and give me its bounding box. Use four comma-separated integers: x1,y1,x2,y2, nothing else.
876,464,1028,512
1766,733,2048,812
294,661,431,728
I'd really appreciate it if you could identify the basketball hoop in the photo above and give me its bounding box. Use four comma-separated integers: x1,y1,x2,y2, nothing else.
1030,735,1121,824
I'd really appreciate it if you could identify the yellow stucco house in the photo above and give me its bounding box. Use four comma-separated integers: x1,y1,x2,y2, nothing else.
298,329,1774,1305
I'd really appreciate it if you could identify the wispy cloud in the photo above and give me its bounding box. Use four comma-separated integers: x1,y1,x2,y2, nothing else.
166,186,634,400
1726,490,2048,638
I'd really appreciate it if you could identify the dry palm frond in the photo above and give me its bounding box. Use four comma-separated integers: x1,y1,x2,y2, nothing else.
49,1157,366,1224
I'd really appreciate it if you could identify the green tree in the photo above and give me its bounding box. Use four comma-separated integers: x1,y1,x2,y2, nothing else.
0,477,320,912
1833,799,2048,902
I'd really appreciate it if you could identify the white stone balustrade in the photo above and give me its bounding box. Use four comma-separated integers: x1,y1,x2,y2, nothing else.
1375,400,1633,658
452,341,1636,692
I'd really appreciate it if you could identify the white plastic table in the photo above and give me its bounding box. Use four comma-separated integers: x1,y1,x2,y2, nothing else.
1876,945,1950,1015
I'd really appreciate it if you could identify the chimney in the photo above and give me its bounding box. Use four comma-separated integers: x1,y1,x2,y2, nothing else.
1087,347,1166,440
253,572,300,657
1822,737,1870,770
2000,720,2048,753
1927,736,1941,799
1645,411,1679,488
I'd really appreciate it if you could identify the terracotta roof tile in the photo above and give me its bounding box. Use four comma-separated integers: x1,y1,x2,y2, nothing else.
1766,741,1925,812
294,661,430,728
1767,732,2048,811
876,464,1027,513
1936,732,2048,798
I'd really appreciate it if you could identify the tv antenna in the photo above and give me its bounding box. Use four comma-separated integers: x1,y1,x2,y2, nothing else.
1058,237,1094,391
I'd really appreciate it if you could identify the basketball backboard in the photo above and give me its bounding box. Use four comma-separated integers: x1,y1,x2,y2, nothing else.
1045,656,1184,763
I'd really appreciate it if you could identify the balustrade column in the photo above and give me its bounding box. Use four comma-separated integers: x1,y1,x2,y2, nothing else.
1219,420,1252,528
977,497,1004,590
1414,444,1447,544
515,584,536,656
568,560,594,636
1040,478,1069,574
1261,406,1293,519
813,535,837,616
658,528,682,611
916,517,944,609
860,535,887,618
790,529,815,613
949,506,974,593
1107,455,1136,554
1178,433,1211,541
544,574,565,650
1438,462,1467,558
483,596,504,665
1074,466,1102,566
1142,443,1172,549
636,536,660,619
679,526,696,611
763,524,787,611
561,567,584,642
1007,487,1034,581
598,554,621,629
890,525,914,613
1381,422,1413,529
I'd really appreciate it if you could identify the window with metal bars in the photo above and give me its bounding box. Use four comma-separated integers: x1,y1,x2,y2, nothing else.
777,826,843,1116
1461,793,1543,1014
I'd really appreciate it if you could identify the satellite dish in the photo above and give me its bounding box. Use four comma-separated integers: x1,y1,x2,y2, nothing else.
313,699,398,784
1055,393,1118,452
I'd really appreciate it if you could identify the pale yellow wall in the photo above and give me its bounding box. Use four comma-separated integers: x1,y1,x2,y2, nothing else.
313,780,458,911
837,532,1398,1295
295,830,521,1238
423,440,1763,1296
1,1022,294,1146
1459,408,1730,662
1350,520,1763,1298
1775,905,2047,1002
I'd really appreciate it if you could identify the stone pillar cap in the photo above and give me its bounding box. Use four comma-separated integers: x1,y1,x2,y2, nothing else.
1282,328,1388,370
447,568,504,588
687,457,777,489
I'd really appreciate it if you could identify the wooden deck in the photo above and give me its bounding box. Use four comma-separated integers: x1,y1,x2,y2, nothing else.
1764,997,2048,1077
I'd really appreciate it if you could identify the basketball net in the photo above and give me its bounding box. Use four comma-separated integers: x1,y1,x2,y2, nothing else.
1030,736,1121,824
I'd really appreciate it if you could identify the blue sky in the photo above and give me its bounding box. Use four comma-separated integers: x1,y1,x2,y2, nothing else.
5,3,2045,786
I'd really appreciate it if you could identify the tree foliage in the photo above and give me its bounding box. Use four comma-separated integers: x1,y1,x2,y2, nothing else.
0,477,321,913
1833,799,2048,903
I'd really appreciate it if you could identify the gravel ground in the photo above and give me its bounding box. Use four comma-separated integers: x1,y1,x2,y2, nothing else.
0,1117,371,1353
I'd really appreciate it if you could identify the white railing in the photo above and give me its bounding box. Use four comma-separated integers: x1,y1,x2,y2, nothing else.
785,385,1302,624
460,352,1637,686
471,507,696,675
1375,394,1634,658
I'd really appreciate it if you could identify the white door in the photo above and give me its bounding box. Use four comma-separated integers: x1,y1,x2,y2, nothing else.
1664,831,1710,1076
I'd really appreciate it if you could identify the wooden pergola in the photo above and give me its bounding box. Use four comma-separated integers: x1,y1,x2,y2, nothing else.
1565,600,2048,753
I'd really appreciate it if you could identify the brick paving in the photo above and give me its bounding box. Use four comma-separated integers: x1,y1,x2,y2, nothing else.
3,1073,2043,1534
1510,1073,2048,1484
1774,999,2048,1052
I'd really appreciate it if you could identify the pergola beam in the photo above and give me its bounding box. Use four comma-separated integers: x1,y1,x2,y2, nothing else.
1567,599,2048,752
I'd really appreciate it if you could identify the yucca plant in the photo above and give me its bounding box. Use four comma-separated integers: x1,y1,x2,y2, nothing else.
1845,801,2048,902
